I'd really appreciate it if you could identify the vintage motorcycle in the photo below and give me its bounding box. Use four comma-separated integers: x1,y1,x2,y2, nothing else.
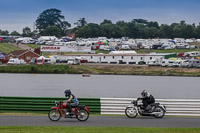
125,98,166,118
48,101,90,121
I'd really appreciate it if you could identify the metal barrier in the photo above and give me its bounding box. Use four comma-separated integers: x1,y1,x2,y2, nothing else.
1,96,200,116
101,98,200,116
0,96,100,114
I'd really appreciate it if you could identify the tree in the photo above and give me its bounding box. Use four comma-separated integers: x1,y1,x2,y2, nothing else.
74,18,87,28
10,31,21,36
60,21,71,35
0,30,9,35
100,19,112,25
133,19,148,25
42,25,61,37
159,24,173,38
35,8,70,34
75,23,100,38
147,21,159,29
22,27,32,37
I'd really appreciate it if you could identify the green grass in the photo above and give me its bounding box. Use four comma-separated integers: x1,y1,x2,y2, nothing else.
0,65,200,76
0,127,200,133
26,44,41,49
0,43,21,54
0,65,80,74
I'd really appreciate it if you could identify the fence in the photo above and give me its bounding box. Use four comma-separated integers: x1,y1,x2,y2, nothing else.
1,96,200,116
101,98,200,116
0,96,100,114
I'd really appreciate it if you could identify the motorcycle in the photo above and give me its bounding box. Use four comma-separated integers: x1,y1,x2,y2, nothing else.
48,101,90,121
125,98,166,118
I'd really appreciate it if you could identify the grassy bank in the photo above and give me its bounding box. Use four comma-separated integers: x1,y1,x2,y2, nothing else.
0,127,200,133
0,43,21,54
0,64,200,76
0,65,81,74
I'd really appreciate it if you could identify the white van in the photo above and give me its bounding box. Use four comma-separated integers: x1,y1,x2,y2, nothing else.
147,59,161,66
161,59,174,67
36,56,56,65
67,58,80,65
188,59,200,68
7,58,26,65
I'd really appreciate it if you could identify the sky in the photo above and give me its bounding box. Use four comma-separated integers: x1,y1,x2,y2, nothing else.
0,0,200,33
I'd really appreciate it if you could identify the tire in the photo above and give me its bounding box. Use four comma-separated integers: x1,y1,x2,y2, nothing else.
154,106,165,118
76,109,89,121
48,109,61,121
125,107,138,118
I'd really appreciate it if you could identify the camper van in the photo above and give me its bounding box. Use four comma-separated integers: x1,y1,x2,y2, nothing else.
7,58,26,65
147,59,161,66
36,56,56,65
161,59,174,67
188,59,200,68
67,57,81,65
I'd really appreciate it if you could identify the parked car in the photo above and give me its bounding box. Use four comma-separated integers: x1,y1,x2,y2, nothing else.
30,57,37,64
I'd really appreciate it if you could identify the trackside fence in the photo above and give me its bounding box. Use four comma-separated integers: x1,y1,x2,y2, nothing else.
0,96,100,114
1,96,200,116
101,98,200,116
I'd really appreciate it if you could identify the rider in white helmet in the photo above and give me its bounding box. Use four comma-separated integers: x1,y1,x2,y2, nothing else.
141,90,155,112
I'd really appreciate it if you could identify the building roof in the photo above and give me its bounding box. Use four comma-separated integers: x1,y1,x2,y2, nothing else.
8,50,40,57
9,50,27,56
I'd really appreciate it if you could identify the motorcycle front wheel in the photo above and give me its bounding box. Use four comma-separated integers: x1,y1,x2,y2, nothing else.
48,109,61,121
154,106,165,118
76,109,89,121
125,107,138,118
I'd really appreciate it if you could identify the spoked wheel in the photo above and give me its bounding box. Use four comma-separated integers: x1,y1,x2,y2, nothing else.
125,107,138,118
154,106,165,118
48,109,61,121
76,109,89,121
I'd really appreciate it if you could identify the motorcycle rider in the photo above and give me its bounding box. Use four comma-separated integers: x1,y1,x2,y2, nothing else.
141,90,155,112
63,89,79,115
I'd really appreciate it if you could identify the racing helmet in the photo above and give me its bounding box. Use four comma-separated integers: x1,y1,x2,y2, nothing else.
141,90,148,98
64,89,71,97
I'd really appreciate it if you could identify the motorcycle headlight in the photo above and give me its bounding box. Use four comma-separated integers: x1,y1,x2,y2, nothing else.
131,100,135,104
55,101,58,106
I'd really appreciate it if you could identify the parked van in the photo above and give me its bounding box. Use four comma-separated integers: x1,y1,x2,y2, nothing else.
179,60,189,67
147,59,161,66
161,59,174,67
188,59,200,68
7,58,26,65
67,58,80,65
36,56,56,65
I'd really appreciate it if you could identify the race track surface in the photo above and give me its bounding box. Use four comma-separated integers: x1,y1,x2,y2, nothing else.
0,115,200,128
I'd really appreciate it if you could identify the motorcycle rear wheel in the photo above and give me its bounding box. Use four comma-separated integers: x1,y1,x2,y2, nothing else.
76,109,89,121
154,106,165,118
48,109,61,121
125,107,138,118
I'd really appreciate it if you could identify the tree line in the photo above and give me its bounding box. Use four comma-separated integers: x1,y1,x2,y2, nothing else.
1,8,200,39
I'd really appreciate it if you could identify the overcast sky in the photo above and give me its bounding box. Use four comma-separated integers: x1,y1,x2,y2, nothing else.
0,0,200,33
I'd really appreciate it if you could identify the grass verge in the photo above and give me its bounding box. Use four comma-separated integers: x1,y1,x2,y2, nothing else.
0,64,200,76
0,43,21,54
0,127,200,133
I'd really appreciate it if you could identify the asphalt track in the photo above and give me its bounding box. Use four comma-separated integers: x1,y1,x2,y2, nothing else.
0,115,200,127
